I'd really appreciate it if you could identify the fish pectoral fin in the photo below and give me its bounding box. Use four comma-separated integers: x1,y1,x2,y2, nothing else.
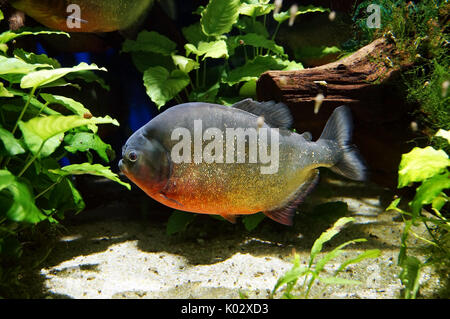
220,213,237,224
160,193,183,207
263,170,320,226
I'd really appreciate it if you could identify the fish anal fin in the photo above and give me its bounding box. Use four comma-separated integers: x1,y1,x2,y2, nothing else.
232,98,293,129
263,170,320,226
220,213,237,224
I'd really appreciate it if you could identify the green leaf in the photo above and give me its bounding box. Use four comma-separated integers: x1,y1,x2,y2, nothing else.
166,210,197,235
185,40,229,60
398,146,450,188
14,48,61,68
273,5,329,24
227,33,286,56
235,17,269,38
64,132,113,163
20,62,107,89
49,163,130,190
0,126,25,156
242,212,266,231
182,23,209,46
0,28,69,44
239,79,257,97
0,170,46,223
18,115,119,157
309,217,355,266
122,31,177,56
40,93,91,116
224,55,288,85
0,56,52,83
335,249,381,274
0,82,14,97
272,253,308,295
189,82,220,103
399,256,422,299
172,55,200,73
49,177,85,214
200,0,241,37
317,276,361,285
435,129,450,143
239,3,274,17
315,238,367,273
411,172,450,215
143,66,190,108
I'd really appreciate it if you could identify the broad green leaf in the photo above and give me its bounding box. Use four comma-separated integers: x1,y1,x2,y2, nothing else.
309,217,355,266
398,146,450,188
0,82,13,97
49,177,85,214
0,127,25,156
143,66,190,108
166,210,197,235
435,129,450,143
239,79,257,97
64,132,113,163
14,48,61,68
65,70,110,91
283,60,304,71
235,17,269,38
40,93,91,116
273,5,329,23
49,163,130,190
172,55,200,73
185,40,229,60
0,9,3,22
0,170,46,223
200,0,240,36
20,62,107,89
189,82,220,103
242,212,266,231
0,28,69,44
386,197,402,212
182,23,208,46
122,31,177,56
0,56,52,83
131,51,175,73
18,115,119,157
6,91,61,115
227,33,286,56
411,172,450,215
239,3,274,17
224,55,288,85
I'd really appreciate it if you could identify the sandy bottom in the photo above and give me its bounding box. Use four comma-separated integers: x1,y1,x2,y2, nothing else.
27,171,443,299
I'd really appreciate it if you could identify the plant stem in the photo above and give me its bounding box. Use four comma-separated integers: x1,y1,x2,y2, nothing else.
18,142,44,177
202,59,207,88
12,86,36,135
35,176,63,200
271,23,281,41
195,56,200,88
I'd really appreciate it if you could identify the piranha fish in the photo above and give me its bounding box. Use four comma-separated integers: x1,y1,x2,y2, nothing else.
119,99,367,226
8,0,155,33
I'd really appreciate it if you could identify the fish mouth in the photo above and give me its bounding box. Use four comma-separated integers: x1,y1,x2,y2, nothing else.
118,159,126,174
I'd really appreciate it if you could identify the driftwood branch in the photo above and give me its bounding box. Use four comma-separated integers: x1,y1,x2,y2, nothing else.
257,37,418,187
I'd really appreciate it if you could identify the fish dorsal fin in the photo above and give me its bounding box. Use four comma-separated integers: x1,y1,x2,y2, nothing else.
232,98,293,129
263,170,320,226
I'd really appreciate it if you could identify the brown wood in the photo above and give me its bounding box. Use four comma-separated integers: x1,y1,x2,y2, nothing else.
257,37,419,188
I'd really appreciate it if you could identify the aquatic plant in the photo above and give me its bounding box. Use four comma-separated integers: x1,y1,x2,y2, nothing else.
388,130,450,299
122,0,328,108
270,217,380,298
0,16,129,297
353,0,449,132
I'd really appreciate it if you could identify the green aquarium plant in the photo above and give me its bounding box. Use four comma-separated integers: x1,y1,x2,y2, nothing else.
271,217,380,298
122,0,328,108
387,130,450,299
0,17,130,296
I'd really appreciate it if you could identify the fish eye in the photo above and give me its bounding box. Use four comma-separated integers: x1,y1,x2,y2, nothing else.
127,151,138,162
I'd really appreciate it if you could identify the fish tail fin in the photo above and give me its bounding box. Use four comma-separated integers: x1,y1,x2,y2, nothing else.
319,106,367,181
